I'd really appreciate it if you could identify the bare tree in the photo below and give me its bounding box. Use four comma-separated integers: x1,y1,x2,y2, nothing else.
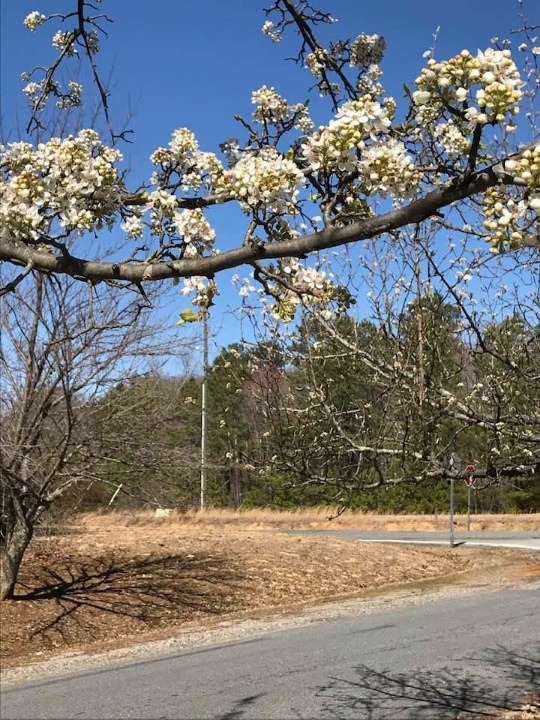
0,270,190,599
89,372,204,509
229,221,540,504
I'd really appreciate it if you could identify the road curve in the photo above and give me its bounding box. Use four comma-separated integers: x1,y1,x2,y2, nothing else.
281,529,540,551
2,583,539,719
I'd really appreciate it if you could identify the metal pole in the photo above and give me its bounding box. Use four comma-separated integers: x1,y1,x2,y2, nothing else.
449,476,455,548
467,484,471,532
200,311,209,510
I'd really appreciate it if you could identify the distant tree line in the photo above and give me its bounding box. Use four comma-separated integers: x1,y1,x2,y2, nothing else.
74,293,539,515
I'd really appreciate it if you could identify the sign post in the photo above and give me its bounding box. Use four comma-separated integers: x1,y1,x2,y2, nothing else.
449,475,455,548
447,454,461,548
464,464,475,532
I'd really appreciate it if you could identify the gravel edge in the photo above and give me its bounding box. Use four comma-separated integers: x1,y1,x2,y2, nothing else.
1,570,529,690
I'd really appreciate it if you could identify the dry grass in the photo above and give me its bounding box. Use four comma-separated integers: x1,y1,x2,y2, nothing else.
464,696,540,719
77,507,540,532
1,513,538,670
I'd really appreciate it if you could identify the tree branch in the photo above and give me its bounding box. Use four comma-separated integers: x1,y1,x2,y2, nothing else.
0,161,522,283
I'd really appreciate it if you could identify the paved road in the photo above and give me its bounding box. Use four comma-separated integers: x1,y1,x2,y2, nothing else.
282,529,540,550
2,583,539,719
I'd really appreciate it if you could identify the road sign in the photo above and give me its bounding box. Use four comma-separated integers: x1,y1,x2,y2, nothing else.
464,464,475,486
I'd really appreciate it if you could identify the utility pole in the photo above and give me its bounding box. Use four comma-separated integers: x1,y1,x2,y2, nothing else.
200,310,209,509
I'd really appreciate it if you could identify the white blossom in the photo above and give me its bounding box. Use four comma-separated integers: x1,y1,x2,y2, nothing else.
252,86,290,124
121,215,144,239
173,208,215,249
24,11,46,31
1,130,122,241
302,95,394,173
218,147,305,213
262,20,281,43
350,33,386,68
415,47,523,126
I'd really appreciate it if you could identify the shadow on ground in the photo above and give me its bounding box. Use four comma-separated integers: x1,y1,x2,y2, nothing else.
311,643,540,719
11,551,244,644
213,644,539,719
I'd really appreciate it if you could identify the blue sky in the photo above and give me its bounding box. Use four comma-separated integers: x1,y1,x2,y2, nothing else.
1,0,537,361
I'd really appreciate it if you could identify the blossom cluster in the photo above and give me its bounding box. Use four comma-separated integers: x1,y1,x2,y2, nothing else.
359,139,420,199
414,48,523,126
483,145,540,249
22,80,47,107
150,127,223,193
305,49,330,78
120,214,144,239
217,147,305,213
507,145,540,205
0,130,122,242
173,208,216,257
181,276,218,307
145,188,178,235
294,110,315,134
270,259,335,322
433,119,470,156
252,86,292,124
121,203,216,255
251,86,313,133
52,30,77,55
349,33,386,68
24,11,46,32
83,28,100,54
57,81,83,109
302,95,394,173
356,63,384,97
261,20,281,43
281,258,329,291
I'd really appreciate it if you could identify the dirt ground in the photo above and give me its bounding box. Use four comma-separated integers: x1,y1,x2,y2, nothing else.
1,513,538,670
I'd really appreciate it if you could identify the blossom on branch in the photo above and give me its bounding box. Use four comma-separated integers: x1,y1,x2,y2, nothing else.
359,139,420,200
217,147,305,213
0,130,122,241
349,33,386,68
23,11,46,32
150,127,223,193
174,208,216,255
0,1,538,306
302,95,394,173
483,145,540,250
413,48,523,125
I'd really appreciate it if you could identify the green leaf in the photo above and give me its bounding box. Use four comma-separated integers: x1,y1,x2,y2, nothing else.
176,308,200,325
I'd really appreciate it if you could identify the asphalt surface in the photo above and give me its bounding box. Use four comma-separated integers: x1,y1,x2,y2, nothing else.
281,529,540,551
2,583,539,719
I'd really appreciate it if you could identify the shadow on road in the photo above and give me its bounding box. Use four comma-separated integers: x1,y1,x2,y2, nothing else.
312,643,540,719
12,552,245,642
220,694,267,720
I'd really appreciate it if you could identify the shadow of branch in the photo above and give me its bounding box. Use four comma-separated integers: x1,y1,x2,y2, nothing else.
14,551,245,644
219,693,267,719
313,644,540,719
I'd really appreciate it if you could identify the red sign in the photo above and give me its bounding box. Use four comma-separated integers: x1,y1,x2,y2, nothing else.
465,464,475,486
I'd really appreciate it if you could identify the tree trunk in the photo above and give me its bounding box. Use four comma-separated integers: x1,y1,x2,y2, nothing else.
0,521,32,600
